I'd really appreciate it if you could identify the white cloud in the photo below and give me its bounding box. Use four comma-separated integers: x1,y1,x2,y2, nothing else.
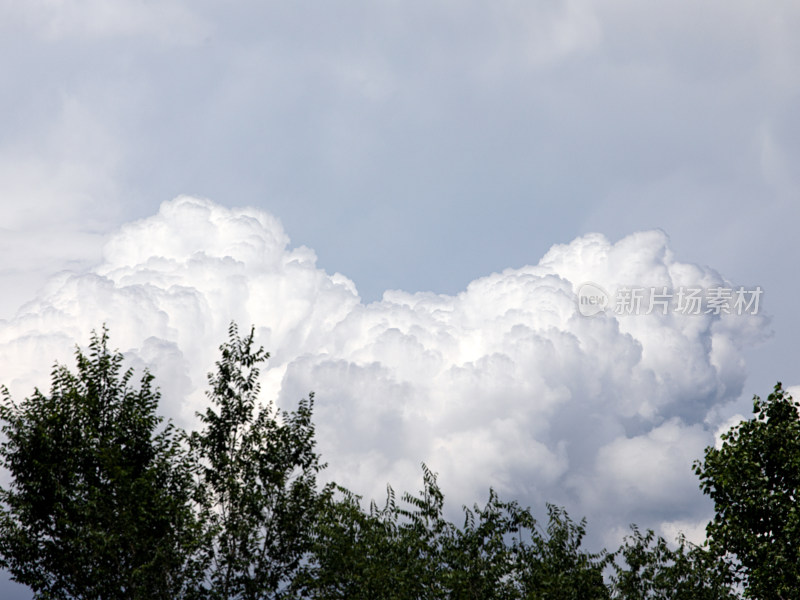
0,196,770,545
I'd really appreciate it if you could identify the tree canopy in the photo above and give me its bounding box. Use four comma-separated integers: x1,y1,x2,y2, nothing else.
0,328,199,599
694,383,800,599
294,466,610,599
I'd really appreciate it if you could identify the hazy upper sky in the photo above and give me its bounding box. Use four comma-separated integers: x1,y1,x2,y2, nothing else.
1,2,798,597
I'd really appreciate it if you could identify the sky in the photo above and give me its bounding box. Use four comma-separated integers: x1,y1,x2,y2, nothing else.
1,1,799,597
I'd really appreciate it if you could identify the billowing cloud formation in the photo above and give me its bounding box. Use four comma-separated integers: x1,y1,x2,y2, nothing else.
0,197,769,547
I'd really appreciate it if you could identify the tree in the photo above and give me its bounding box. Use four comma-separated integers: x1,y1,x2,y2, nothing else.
0,328,200,600
610,526,738,600
694,382,800,599
292,482,437,600
293,466,469,600
189,323,324,599
293,464,610,600
514,504,610,599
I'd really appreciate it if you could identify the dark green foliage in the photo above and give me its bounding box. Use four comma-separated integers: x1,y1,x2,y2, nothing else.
443,487,531,600
515,504,611,599
0,328,199,600
293,464,610,600
189,323,324,600
610,526,738,600
694,382,800,599
292,483,433,600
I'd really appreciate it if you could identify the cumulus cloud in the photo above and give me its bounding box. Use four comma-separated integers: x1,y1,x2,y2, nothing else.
0,196,769,547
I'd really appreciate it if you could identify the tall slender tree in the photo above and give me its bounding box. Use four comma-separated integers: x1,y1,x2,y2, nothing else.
189,323,324,600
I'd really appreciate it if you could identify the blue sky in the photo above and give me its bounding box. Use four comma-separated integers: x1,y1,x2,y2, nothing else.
1,2,799,597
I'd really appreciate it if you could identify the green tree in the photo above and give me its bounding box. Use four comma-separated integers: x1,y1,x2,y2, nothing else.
514,504,610,599
694,382,800,599
0,328,200,600
189,323,324,600
610,526,738,600
292,482,438,600
294,464,610,600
